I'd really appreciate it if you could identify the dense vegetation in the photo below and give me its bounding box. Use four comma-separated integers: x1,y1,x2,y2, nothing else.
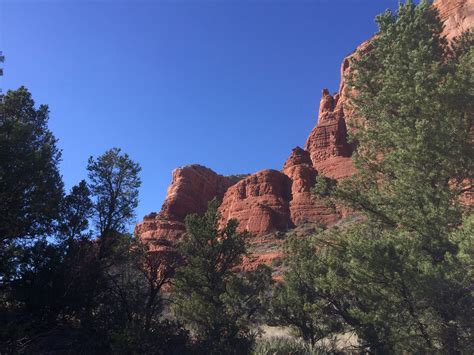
0,1,472,354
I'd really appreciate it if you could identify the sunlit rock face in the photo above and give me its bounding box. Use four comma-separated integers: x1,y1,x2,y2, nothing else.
135,165,240,247
218,169,292,235
283,146,342,227
435,0,474,40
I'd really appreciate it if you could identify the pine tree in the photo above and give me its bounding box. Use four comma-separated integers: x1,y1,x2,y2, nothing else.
336,1,473,350
275,1,473,352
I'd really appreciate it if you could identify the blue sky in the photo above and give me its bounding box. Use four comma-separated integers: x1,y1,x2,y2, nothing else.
1,0,397,227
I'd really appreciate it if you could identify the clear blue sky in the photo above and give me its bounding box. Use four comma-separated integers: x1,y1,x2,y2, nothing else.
1,0,397,226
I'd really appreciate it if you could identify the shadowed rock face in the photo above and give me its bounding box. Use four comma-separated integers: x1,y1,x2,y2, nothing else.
135,0,473,250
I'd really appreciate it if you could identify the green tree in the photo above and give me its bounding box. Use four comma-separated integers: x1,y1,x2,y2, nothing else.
0,87,64,297
102,237,190,354
276,1,473,353
270,235,343,348
87,148,141,256
58,180,93,243
0,87,63,242
0,87,188,352
172,199,272,354
1,147,190,353
340,1,473,247
337,2,473,350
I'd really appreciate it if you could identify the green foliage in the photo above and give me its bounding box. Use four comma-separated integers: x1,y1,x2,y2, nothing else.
2,233,189,354
310,175,337,199
58,180,93,242
281,1,473,353
0,87,63,241
172,199,273,354
85,235,190,354
340,6,474,350
0,89,188,353
87,147,141,238
310,175,338,209
270,234,342,347
0,87,65,314
341,0,473,236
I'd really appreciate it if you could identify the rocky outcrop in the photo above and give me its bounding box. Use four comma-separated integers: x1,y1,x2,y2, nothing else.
304,89,352,166
303,95,354,180
304,39,372,180
219,170,293,235
135,165,241,243
136,214,187,243
283,147,342,226
161,164,237,220
302,0,474,179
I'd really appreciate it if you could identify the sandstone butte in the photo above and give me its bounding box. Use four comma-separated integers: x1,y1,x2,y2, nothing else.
135,0,474,270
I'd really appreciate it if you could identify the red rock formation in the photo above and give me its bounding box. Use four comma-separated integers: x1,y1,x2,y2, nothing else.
217,146,346,236
304,40,372,180
135,165,240,244
302,0,474,179
283,146,313,169
136,214,187,243
283,147,342,226
435,0,474,40
161,164,236,220
218,170,292,235
305,89,352,165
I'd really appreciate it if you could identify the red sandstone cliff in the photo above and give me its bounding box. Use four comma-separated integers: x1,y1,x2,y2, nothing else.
136,165,242,248
135,0,473,247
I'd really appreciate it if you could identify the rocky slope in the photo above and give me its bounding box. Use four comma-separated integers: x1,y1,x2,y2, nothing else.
135,0,473,260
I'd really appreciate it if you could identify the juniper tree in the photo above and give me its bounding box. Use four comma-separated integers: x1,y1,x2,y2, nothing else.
58,180,93,243
270,235,343,348
0,87,64,283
